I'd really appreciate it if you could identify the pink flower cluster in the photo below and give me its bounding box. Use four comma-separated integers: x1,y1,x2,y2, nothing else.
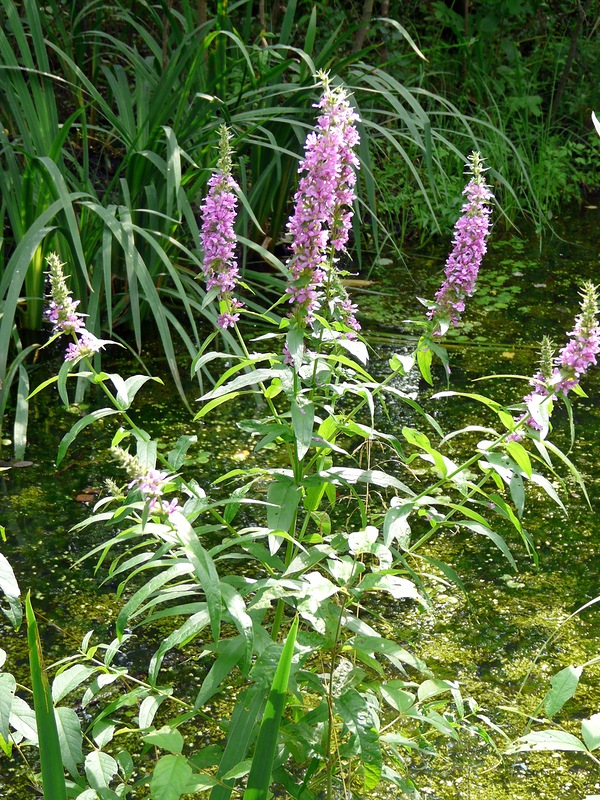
199,126,244,329
286,76,361,331
47,299,85,334
129,469,182,517
111,446,182,517
64,329,107,361
429,153,493,333
45,253,107,362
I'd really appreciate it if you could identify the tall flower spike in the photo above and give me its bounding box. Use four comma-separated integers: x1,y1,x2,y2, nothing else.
199,125,243,330
429,152,493,335
45,252,86,334
45,252,111,363
286,73,361,331
554,282,600,394
510,284,600,440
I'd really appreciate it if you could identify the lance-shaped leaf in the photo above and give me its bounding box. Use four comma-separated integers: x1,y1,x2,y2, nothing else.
543,665,582,718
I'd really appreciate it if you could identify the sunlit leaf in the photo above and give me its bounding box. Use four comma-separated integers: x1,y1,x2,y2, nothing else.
543,665,582,718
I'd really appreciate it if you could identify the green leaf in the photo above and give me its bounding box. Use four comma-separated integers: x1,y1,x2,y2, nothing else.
0,552,21,629
291,399,314,461
509,729,587,753
177,521,222,642
150,755,193,800
221,585,253,676
416,344,433,385
26,593,67,799
417,679,455,702
358,574,420,602
9,695,38,743
419,554,466,593
383,503,412,549
116,750,135,780
335,689,382,790
55,706,83,778
200,369,279,401
505,440,532,477
320,467,414,495
115,563,195,639
195,637,246,709
267,478,301,536
167,434,198,470
543,665,582,718
210,686,267,800
456,520,517,570
222,760,252,780
0,673,16,741
143,727,185,755
347,634,430,676
56,409,121,466
243,616,299,800
183,774,219,792
139,695,171,730
380,683,415,714
85,750,119,790
509,472,525,518
149,608,210,684
194,392,245,420
582,713,600,751
52,664,95,704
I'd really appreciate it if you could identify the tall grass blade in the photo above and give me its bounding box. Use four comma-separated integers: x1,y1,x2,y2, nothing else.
25,593,68,800
243,615,299,800
209,686,267,800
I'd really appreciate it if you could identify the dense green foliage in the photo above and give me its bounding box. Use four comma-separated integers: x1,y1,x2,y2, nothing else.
1,11,599,791
5,0,597,457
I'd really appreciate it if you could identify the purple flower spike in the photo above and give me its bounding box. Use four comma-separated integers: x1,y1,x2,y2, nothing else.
200,126,244,329
286,72,361,331
45,253,86,334
429,153,493,334
554,282,600,394
510,284,600,440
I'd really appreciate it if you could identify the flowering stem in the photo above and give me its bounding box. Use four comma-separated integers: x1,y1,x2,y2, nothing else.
81,357,238,535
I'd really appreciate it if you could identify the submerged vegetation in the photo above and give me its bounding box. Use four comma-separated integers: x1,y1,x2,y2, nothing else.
1,2,600,798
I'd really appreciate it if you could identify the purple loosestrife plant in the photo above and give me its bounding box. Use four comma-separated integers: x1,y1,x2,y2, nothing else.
199,125,244,330
110,445,182,516
511,283,600,439
286,72,361,334
46,252,110,363
554,282,600,394
45,252,86,334
64,330,107,362
428,152,493,335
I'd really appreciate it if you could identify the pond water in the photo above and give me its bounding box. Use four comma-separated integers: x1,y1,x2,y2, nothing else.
1,204,600,798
